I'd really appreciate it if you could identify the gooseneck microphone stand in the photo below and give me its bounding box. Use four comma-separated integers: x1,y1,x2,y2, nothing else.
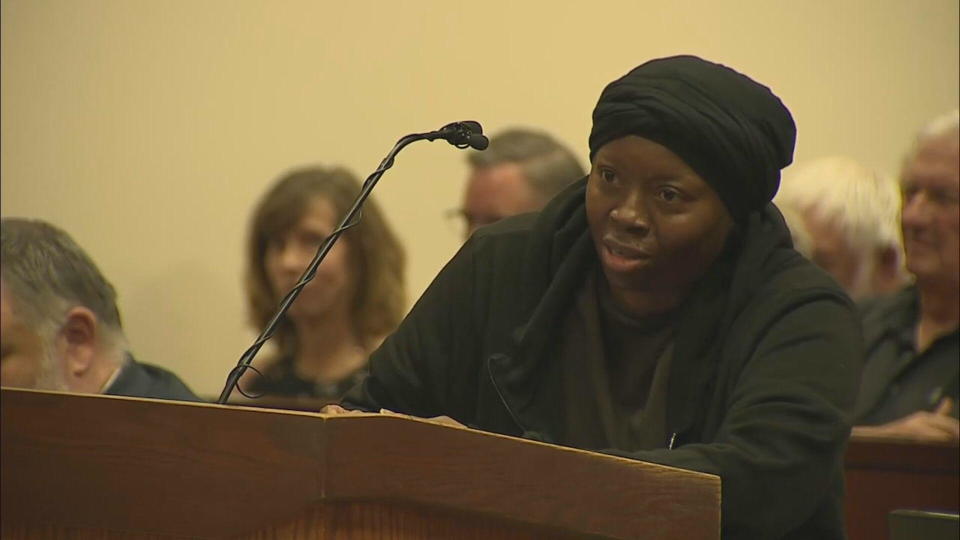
216,121,488,404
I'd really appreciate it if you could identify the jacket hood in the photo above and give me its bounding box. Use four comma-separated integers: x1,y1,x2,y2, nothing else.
490,176,804,441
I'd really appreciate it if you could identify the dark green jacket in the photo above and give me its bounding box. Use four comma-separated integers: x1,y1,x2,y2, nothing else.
344,180,862,539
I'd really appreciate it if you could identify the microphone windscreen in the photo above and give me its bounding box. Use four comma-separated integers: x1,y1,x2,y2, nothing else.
470,134,489,150
461,120,484,134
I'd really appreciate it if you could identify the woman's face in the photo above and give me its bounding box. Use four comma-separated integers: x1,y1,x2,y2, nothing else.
264,197,355,324
586,136,734,310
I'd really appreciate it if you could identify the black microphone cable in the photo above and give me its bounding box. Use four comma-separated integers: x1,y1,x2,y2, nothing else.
217,121,487,404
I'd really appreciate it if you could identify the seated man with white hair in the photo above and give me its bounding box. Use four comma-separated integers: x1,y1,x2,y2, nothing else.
776,155,908,300
852,110,960,441
1,218,198,401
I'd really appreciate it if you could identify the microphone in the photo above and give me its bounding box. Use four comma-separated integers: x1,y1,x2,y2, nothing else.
430,121,489,150
216,120,487,404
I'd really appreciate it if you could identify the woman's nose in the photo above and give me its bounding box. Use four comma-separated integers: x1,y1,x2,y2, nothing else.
278,244,309,273
610,192,649,230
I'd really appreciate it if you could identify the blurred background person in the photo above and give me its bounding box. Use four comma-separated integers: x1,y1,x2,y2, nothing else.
451,127,586,238
1,218,198,401
242,166,406,403
775,156,908,300
853,110,959,441
775,203,814,258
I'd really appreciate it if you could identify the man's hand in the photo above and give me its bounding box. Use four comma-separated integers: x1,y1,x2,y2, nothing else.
853,398,959,442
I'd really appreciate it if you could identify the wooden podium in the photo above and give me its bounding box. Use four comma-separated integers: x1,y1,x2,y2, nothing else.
1,388,720,539
845,434,959,540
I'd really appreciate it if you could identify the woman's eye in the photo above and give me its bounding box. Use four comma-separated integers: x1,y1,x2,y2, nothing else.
266,237,285,254
302,233,327,248
658,187,681,202
600,169,616,183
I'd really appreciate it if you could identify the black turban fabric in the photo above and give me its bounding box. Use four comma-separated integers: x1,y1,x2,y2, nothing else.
588,55,796,221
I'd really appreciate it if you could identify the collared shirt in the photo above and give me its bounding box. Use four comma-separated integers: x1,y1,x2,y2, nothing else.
854,286,960,424
98,361,124,393
104,353,200,402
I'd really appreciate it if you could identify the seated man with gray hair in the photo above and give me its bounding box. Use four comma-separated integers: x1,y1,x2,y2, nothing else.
454,127,585,238
852,110,959,441
775,155,908,300
1,218,198,401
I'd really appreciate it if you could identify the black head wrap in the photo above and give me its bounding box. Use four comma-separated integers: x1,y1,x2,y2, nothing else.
588,55,796,221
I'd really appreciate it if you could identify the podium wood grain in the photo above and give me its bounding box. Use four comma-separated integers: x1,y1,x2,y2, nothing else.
844,434,959,540
1,388,720,539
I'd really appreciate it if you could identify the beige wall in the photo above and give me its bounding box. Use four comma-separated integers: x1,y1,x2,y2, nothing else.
2,0,957,396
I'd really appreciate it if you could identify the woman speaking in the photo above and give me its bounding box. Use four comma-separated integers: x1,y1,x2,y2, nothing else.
338,56,861,539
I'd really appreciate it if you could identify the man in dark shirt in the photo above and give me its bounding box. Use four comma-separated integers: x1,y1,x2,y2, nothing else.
853,110,959,441
1,218,198,402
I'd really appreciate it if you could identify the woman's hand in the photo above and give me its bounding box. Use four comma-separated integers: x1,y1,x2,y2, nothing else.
319,404,366,415
377,408,466,428
319,404,465,428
